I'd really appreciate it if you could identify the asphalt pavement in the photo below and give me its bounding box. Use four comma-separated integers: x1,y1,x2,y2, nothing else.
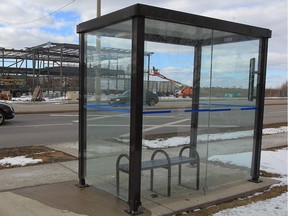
0,100,286,216
10,97,287,114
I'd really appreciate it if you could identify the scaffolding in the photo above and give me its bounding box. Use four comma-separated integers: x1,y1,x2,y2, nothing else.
0,42,79,96
1,42,177,97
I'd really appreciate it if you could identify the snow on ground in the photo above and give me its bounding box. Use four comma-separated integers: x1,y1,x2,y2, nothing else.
260,148,288,178
143,127,287,149
0,156,42,167
212,192,287,216
211,147,287,216
209,147,288,184
141,125,287,215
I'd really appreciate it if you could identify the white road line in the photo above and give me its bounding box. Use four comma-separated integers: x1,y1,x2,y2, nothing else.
266,111,287,114
87,113,129,121
144,115,176,118
86,124,238,128
118,118,190,137
50,114,78,117
87,124,129,127
72,113,130,122
143,118,190,132
7,123,73,128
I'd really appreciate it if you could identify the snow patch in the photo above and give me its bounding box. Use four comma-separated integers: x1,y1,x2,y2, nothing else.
213,192,288,216
0,156,42,166
142,127,287,149
210,147,287,215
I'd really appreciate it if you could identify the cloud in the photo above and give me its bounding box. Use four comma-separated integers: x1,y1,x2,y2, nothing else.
0,0,286,87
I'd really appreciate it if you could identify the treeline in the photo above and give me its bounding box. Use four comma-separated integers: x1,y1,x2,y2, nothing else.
265,81,287,97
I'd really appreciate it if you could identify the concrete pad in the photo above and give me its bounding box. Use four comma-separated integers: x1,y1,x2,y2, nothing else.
2,176,280,216
143,177,279,216
0,192,86,216
12,102,78,114
0,162,78,192
14,181,152,216
49,142,79,157
262,133,287,149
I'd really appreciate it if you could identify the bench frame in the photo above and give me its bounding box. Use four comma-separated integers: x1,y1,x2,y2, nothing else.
116,146,200,197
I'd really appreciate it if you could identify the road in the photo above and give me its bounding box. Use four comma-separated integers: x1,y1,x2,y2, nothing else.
0,102,286,148
1,113,78,148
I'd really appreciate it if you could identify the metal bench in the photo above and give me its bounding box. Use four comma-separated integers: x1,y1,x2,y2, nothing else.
116,146,200,197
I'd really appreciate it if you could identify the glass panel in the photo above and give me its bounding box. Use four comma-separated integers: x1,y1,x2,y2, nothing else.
84,20,132,200
141,19,213,202
204,32,260,191
141,18,259,203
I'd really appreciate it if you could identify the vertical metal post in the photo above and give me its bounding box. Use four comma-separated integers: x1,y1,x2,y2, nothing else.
77,33,88,188
37,53,40,86
250,38,269,182
97,0,101,17
190,44,202,153
47,49,50,94
126,16,145,215
25,54,28,93
146,53,153,91
60,46,63,96
94,0,101,103
32,52,36,91
1,49,4,69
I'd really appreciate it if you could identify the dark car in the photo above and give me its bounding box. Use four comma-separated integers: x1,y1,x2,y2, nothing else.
0,102,15,125
109,90,159,106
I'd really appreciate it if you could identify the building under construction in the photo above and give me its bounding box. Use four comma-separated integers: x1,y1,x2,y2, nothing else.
0,42,79,97
1,42,178,98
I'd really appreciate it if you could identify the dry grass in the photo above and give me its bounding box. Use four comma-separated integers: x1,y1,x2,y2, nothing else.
0,145,76,169
180,185,287,216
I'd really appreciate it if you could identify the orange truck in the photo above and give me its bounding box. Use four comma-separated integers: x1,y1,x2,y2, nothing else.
175,87,193,98
150,67,193,98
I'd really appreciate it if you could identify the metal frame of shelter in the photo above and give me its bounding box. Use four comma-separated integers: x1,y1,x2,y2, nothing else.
77,4,271,214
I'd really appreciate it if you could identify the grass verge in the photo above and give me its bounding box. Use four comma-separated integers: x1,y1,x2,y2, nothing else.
0,145,76,169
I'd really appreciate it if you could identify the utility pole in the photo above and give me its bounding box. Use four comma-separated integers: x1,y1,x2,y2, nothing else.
97,0,101,17
95,0,101,103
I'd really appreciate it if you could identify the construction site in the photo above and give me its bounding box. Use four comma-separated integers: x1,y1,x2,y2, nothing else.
0,42,190,100
0,42,250,101
0,42,79,100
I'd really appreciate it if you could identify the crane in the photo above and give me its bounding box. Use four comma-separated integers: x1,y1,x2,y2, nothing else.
150,67,193,98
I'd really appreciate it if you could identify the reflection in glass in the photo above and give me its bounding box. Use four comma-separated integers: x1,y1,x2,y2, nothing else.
84,21,132,201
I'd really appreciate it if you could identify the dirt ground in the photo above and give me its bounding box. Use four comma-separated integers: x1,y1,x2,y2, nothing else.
0,145,76,169
180,185,287,216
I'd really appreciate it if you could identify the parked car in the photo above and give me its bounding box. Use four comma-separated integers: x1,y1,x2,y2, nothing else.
109,90,159,106
0,102,15,125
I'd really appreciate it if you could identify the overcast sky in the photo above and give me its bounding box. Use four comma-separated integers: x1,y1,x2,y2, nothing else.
0,0,287,88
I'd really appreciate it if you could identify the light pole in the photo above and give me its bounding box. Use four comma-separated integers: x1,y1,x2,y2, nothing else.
95,0,101,103
146,52,154,90
97,0,101,17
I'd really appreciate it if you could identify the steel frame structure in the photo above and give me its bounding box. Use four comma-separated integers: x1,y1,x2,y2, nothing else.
1,42,135,95
0,42,79,94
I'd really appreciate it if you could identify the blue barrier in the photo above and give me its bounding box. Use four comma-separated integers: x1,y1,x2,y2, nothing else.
85,104,257,115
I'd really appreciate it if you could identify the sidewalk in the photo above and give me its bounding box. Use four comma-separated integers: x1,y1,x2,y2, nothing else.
12,101,79,114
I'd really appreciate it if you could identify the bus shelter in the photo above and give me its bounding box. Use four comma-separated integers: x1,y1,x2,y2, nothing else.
77,4,271,214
